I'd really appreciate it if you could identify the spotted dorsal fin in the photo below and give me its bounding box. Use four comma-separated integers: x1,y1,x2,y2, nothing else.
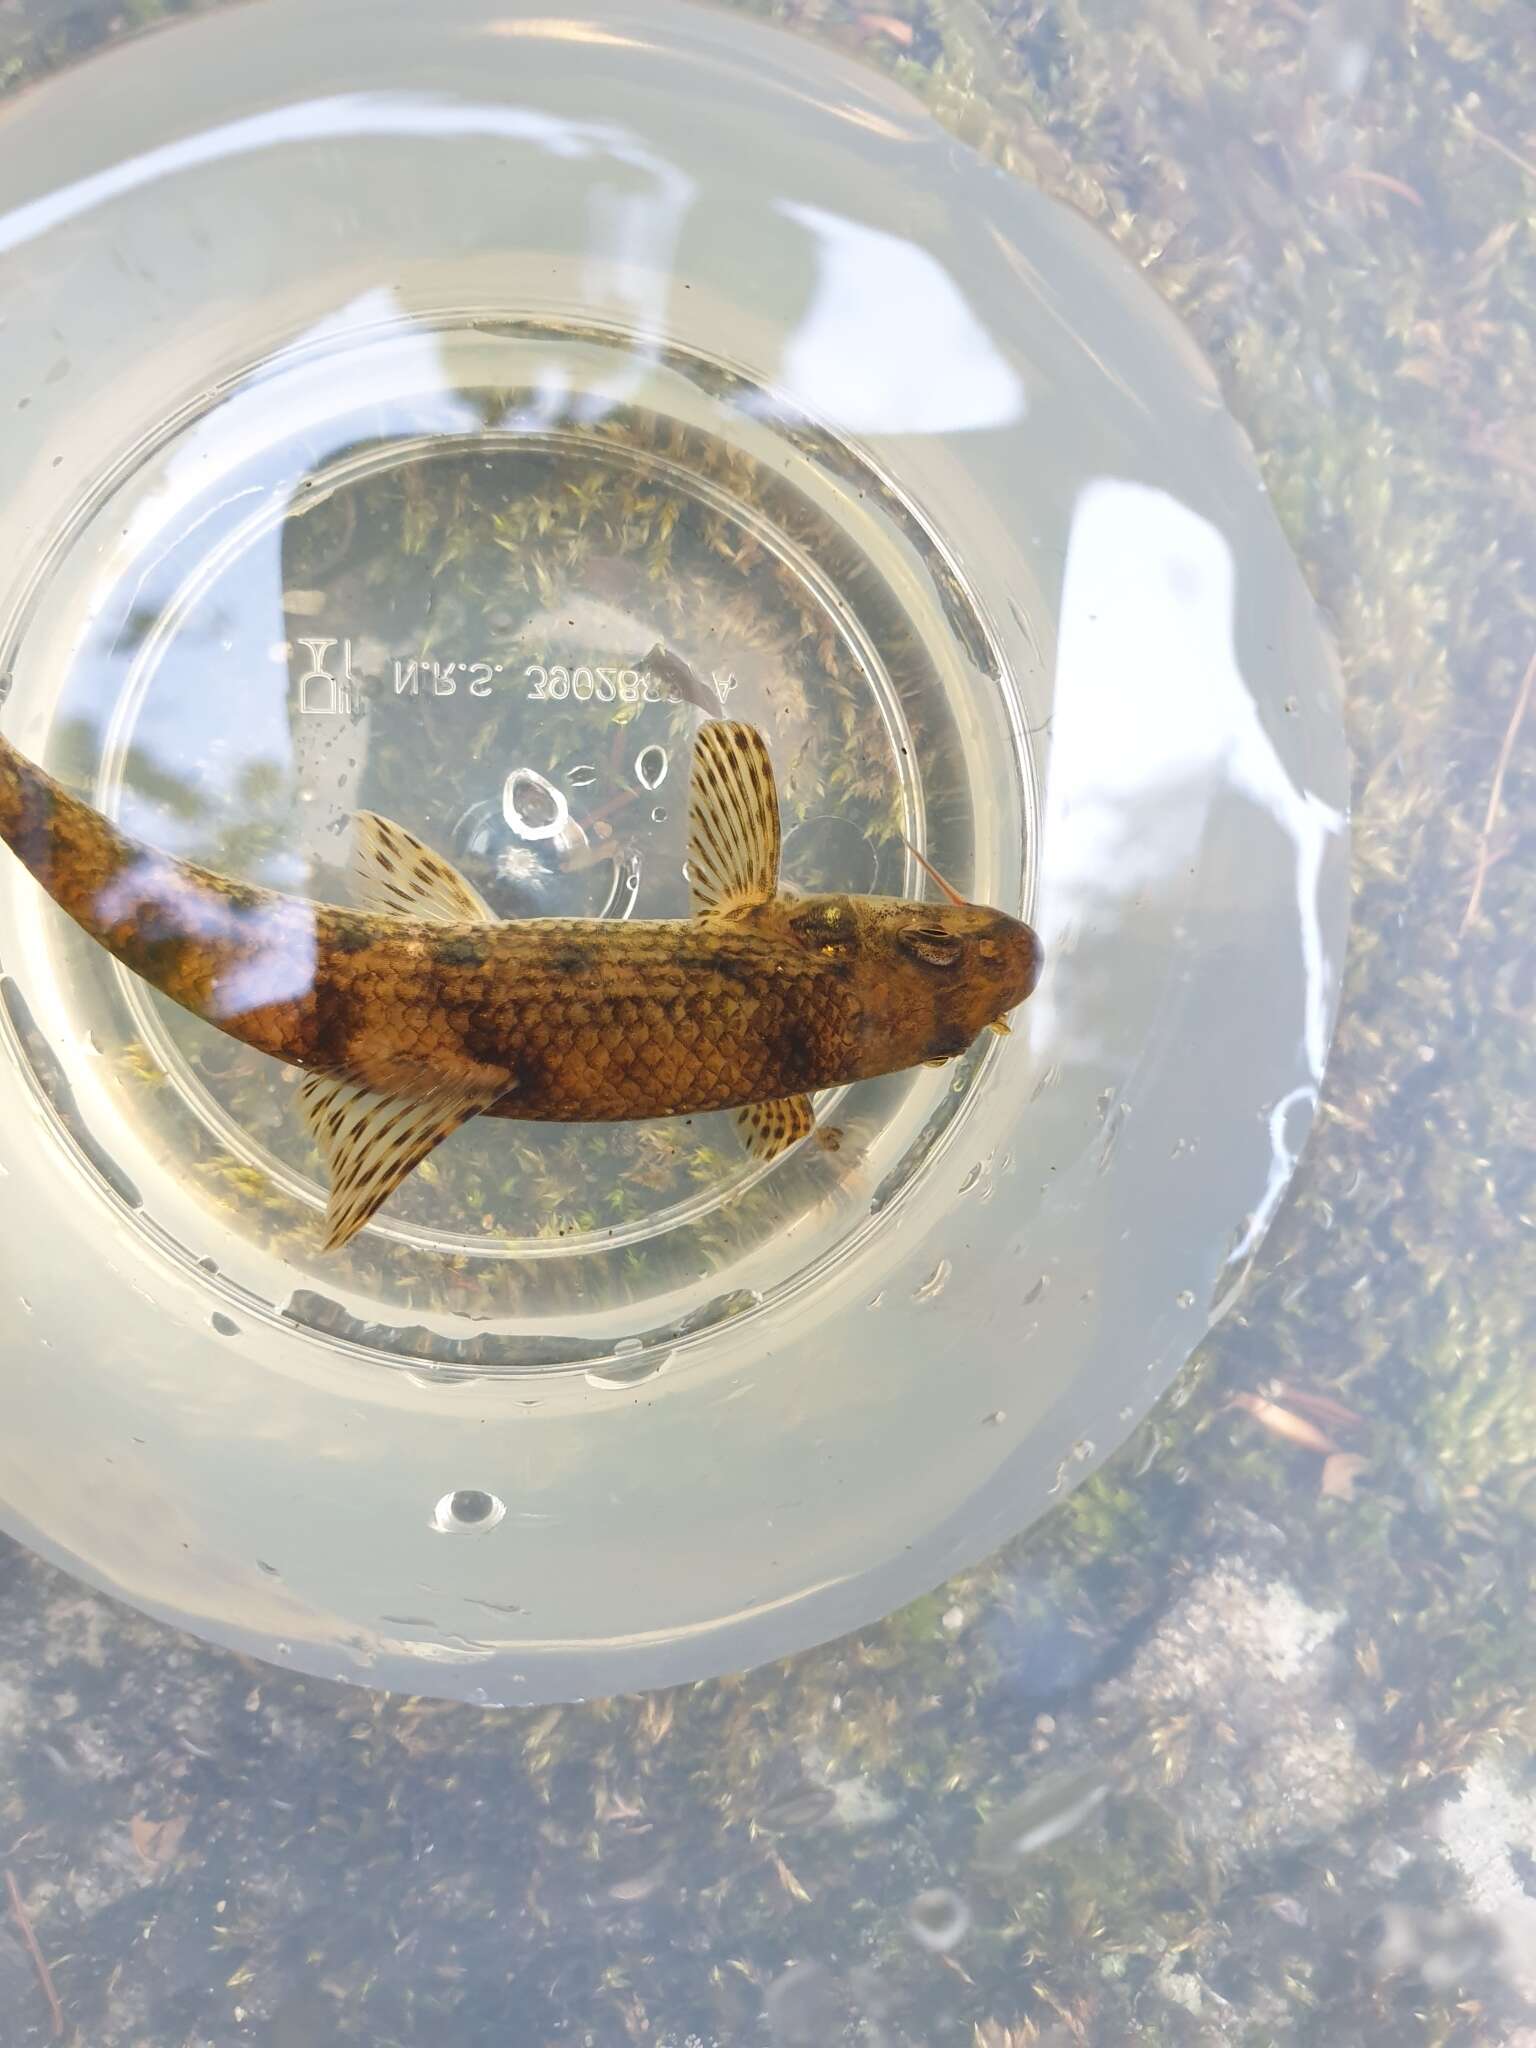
349,811,496,924
687,721,781,917
734,1093,815,1160
298,1069,507,1249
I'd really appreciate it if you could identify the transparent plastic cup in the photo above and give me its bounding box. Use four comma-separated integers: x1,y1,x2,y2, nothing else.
0,0,1347,1701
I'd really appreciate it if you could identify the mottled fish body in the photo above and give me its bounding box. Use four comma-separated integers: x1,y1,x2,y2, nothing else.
0,716,1039,1248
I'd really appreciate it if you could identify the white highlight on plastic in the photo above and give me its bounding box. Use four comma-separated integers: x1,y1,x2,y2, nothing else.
776,201,1026,434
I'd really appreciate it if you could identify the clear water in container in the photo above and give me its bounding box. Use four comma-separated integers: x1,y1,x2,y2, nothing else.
0,0,1348,1701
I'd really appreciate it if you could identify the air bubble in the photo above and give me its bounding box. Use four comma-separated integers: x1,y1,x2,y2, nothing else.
431,1488,507,1534
503,765,572,843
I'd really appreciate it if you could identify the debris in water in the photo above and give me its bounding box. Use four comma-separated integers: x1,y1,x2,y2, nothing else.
4,1871,63,2040
1320,1451,1369,1501
1227,1391,1338,1455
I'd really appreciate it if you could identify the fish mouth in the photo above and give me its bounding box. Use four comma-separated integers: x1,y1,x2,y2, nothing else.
988,915,1042,1015
954,916,1040,1047
1012,918,1044,1005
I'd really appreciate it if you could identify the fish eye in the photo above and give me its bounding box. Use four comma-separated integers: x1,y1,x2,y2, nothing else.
898,924,964,970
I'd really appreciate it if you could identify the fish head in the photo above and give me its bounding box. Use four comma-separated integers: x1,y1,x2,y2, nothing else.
778,893,1041,1069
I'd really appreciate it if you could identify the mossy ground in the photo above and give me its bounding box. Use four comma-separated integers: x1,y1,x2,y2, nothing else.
1,0,1532,2042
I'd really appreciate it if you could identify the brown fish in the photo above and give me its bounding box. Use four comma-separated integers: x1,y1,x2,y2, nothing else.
0,721,1040,1249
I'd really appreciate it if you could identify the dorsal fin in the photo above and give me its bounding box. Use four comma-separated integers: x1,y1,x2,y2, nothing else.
298,1069,507,1249
687,721,781,917
349,811,496,924
734,1093,815,1160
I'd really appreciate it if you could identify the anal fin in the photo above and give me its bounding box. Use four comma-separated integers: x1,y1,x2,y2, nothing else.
734,1093,815,1161
349,811,497,924
299,1070,506,1250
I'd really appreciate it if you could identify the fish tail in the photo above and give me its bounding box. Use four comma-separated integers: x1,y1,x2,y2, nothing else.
0,730,302,1035
0,729,144,932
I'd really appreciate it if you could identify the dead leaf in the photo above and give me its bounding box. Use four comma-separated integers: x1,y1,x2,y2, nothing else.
607,1860,671,1903
1270,1381,1365,1431
1228,1392,1337,1455
1320,1453,1369,1501
130,1814,189,1869
769,1851,812,1903
857,12,916,43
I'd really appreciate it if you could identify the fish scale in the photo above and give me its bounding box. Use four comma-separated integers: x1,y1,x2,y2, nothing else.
392,920,861,1121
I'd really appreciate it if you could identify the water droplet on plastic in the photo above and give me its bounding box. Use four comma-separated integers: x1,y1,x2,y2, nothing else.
782,814,878,893
765,1962,846,2045
586,1344,671,1390
757,1783,837,1832
913,1258,951,1303
651,805,667,823
566,763,597,787
907,1887,972,1953
973,1770,1111,1874
636,744,668,791
211,1312,239,1336
431,1488,507,1534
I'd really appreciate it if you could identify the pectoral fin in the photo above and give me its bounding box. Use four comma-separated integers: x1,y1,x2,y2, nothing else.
687,721,781,916
349,811,497,923
734,1093,815,1160
299,1070,504,1249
